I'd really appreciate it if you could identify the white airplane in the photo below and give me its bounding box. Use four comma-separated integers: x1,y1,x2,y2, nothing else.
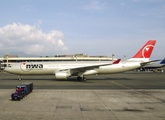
4,40,158,81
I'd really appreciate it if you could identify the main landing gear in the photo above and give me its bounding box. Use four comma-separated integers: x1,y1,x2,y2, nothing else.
77,76,87,82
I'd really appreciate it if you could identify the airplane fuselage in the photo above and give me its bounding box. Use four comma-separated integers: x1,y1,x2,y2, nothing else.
5,61,141,76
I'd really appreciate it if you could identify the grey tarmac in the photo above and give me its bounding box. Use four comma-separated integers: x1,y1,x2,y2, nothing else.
0,72,165,89
0,72,165,120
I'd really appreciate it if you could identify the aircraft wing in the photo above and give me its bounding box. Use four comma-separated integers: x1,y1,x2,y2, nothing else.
59,59,121,73
140,59,161,66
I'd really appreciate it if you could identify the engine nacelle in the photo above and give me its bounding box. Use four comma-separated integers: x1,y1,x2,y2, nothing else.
55,71,70,79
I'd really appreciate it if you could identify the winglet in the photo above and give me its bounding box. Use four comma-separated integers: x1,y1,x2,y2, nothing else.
112,59,121,64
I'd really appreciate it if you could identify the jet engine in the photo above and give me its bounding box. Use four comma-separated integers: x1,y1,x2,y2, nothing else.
54,71,70,79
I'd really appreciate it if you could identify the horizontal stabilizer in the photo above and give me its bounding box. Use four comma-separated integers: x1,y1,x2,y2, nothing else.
140,59,161,66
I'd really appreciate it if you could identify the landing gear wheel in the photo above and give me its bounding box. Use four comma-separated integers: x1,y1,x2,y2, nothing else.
77,77,82,81
77,76,87,82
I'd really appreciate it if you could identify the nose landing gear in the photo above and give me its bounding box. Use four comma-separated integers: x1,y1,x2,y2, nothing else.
18,75,22,81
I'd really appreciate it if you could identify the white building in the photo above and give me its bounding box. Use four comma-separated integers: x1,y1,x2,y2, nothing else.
0,54,116,69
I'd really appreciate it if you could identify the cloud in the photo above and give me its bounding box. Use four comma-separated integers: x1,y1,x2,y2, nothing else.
83,1,106,11
0,23,68,55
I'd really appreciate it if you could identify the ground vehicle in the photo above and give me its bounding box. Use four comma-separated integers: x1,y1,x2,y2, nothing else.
11,90,24,101
21,82,33,93
16,85,28,96
16,82,33,95
11,82,33,101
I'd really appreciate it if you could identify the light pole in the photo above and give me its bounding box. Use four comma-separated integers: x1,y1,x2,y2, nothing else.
124,55,126,61
6,53,9,67
112,54,115,61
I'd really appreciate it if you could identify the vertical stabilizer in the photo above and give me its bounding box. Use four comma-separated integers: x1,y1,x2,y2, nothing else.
127,40,156,62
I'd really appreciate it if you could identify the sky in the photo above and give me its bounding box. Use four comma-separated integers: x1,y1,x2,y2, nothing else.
0,0,165,59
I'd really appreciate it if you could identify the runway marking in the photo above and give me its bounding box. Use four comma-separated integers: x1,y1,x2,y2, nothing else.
110,81,133,89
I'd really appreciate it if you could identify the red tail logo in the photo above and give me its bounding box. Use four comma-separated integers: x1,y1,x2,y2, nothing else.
133,40,156,58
